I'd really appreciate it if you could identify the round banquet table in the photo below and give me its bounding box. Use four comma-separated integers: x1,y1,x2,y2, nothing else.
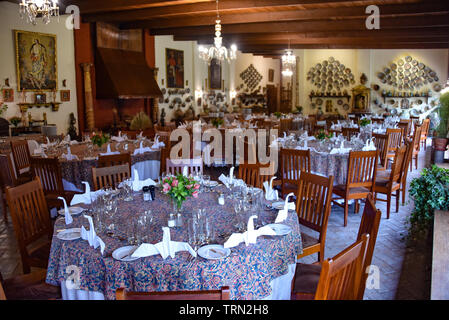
46,185,303,300
309,150,350,186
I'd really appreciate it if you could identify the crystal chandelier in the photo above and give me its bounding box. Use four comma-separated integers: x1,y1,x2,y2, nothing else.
281,39,296,78
198,0,237,64
19,0,60,25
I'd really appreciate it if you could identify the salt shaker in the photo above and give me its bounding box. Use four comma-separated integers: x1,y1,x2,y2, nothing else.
218,193,225,205
143,186,151,201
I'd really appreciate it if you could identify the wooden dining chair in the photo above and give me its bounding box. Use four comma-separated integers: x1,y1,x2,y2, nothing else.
280,118,293,135
0,154,20,223
279,148,311,198
373,145,407,219
372,133,390,172
410,125,422,171
156,130,172,175
98,153,132,173
342,127,360,140
385,128,403,163
10,140,33,184
398,120,412,142
420,118,430,150
166,158,203,176
238,162,272,189
5,177,53,274
296,172,334,263
116,286,230,300
92,164,131,190
292,234,369,300
30,156,81,210
332,150,378,227
312,124,325,136
0,269,60,300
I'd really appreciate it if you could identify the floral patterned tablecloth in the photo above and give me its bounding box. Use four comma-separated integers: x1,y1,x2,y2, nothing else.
46,186,303,300
309,151,349,186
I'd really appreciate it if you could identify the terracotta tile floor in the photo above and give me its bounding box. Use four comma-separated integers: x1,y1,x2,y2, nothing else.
0,141,432,299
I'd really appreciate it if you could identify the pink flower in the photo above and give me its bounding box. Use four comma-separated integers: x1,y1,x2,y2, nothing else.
172,179,178,187
192,191,199,198
163,183,171,192
186,184,192,189
193,184,200,190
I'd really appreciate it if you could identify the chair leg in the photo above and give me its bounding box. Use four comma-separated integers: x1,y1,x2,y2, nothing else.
344,200,348,227
415,156,418,170
402,185,406,206
1,194,7,224
387,194,391,219
396,190,400,212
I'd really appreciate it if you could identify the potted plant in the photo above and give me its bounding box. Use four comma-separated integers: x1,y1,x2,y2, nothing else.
9,116,21,127
91,133,110,148
273,111,283,119
130,111,152,131
211,117,224,128
433,91,449,163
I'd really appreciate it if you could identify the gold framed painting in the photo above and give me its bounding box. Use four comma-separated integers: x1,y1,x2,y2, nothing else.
209,58,222,90
15,30,57,92
60,90,71,102
166,48,184,88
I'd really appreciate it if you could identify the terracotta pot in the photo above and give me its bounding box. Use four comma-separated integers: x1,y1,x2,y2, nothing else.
433,137,448,151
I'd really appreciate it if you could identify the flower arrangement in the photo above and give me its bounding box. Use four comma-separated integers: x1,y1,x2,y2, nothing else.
162,174,200,211
91,133,110,148
273,111,283,119
359,118,371,127
211,117,224,128
315,129,333,141
9,116,21,127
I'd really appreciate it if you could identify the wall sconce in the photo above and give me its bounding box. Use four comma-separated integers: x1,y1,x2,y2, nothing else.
230,90,237,99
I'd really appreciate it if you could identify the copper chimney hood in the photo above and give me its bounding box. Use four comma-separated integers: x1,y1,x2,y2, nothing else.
95,47,162,99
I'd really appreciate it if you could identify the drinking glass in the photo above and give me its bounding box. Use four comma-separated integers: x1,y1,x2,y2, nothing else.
205,217,215,244
203,175,211,192
123,179,134,202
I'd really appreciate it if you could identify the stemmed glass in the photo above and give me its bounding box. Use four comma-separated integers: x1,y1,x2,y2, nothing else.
203,175,211,192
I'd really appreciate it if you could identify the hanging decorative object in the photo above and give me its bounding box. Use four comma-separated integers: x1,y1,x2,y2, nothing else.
281,39,296,78
19,0,60,25
198,0,237,65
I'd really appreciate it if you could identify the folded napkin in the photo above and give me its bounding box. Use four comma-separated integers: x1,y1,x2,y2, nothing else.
151,135,166,149
70,181,106,206
133,141,153,155
224,215,276,248
330,141,352,155
137,131,145,139
57,196,73,225
119,169,156,192
132,227,197,259
111,131,126,142
100,144,120,156
33,146,47,157
275,193,295,223
295,140,309,150
362,138,377,151
182,166,189,177
80,214,105,255
263,176,278,201
61,147,79,161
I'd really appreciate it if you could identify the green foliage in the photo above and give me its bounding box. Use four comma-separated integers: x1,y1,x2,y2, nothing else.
436,92,449,138
9,116,21,127
161,174,200,210
91,133,110,148
315,129,333,141
130,111,152,131
0,104,7,116
359,118,371,127
408,165,449,232
273,112,283,119
211,117,224,128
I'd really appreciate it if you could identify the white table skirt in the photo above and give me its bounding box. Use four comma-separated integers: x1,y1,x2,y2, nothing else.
59,263,296,300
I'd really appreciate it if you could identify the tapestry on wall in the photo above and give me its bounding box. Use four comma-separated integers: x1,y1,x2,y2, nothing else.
15,30,57,91
209,58,222,90
166,48,184,88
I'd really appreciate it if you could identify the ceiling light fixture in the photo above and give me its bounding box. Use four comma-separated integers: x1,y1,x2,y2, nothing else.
19,0,60,25
281,39,296,78
198,0,237,65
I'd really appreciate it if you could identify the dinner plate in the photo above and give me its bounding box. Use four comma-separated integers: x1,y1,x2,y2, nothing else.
265,224,292,236
57,228,81,241
58,206,84,216
271,201,285,210
197,244,230,260
204,180,219,187
112,245,140,262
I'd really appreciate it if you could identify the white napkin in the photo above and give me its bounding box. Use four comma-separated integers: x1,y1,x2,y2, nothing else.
62,147,79,161
119,169,156,192
151,135,166,149
275,193,295,223
70,181,106,206
111,131,126,142
137,131,144,139
229,166,235,184
182,166,189,177
263,176,278,201
223,215,276,248
295,140,308,150
133,141,152,155
132,227,197,259
57,196,73,225
362,138,377,151
330,141,352,155
100,144,120,156
80,214,105,255
33,146,46,156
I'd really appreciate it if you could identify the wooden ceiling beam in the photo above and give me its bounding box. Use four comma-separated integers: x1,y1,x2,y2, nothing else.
111,2,449,28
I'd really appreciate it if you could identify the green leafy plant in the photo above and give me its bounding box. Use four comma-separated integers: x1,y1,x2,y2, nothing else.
9,116,21,127
408,165,449,233
359,118,371,127
211,117,224,128
273,112,283,119
130,111,152,131
91,133,110,148
0,104,8,116
436,92,449,138
315,129,333,141
295,106,303,114
161,174,200,210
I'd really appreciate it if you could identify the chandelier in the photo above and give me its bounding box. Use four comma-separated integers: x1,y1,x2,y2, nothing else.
281,50,296,77
19,0,60,25
198,0,237,64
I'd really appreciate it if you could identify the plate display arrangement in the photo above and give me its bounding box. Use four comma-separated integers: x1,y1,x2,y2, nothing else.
307,57,355,92
240,64,263,91
377,56,440,91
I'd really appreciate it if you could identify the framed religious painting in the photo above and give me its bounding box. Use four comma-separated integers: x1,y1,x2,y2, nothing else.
268,69,274,83
351,85,371,113
60,90,70,102
15,30,57,92
2,88,14,102
166,48,184,88
209,58,222,90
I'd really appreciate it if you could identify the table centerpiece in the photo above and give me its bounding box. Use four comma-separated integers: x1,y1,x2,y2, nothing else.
161,173,200,215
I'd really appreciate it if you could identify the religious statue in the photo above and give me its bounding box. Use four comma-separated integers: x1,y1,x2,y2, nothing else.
68,112,78,140
160,108,166,127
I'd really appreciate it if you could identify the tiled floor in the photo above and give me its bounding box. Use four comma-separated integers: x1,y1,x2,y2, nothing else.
0,141,432,299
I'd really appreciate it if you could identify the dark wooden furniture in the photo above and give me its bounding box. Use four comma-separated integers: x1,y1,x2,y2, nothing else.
0,118,10,136
411,125,422,171
332,150,378,226
279,148,311,197
166,158,203,176
238,162,272,189
0,154,20,223
296,172,334,263
116,286,230,300
385,128,403,163
92,164,130,190
10,140,33,184
342,127,360,139
372,133,390,172
98,152,132,173
420,118,430,150
5,178,53,274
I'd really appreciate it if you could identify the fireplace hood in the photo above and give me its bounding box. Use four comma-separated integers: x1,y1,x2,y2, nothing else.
95,47,162,99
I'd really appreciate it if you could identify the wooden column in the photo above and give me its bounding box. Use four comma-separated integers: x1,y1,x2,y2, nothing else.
153,68,159,123
81,62,95,131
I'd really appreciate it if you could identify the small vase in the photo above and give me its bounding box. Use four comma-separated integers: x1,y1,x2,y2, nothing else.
172,198,183,215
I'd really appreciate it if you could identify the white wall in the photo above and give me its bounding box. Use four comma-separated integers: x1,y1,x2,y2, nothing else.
0,1,78,135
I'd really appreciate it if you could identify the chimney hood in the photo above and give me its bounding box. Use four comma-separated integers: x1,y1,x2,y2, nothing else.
95,47,162,99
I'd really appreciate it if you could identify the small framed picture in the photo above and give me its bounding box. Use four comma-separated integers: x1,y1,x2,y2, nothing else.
2,88,14,102
268,69,274,82
35,93,46,104
60,90,70,102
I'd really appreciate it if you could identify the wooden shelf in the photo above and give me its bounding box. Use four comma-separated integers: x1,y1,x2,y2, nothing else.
18,102,62,112
309,94,351,102
381,94,429,104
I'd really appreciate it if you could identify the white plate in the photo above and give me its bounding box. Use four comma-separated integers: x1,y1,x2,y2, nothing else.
205,181,219,187
58,206,84,216
197,244,230,260
271,201,285,210
57,228,81,241
112,246,140,262
265,224,292,236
